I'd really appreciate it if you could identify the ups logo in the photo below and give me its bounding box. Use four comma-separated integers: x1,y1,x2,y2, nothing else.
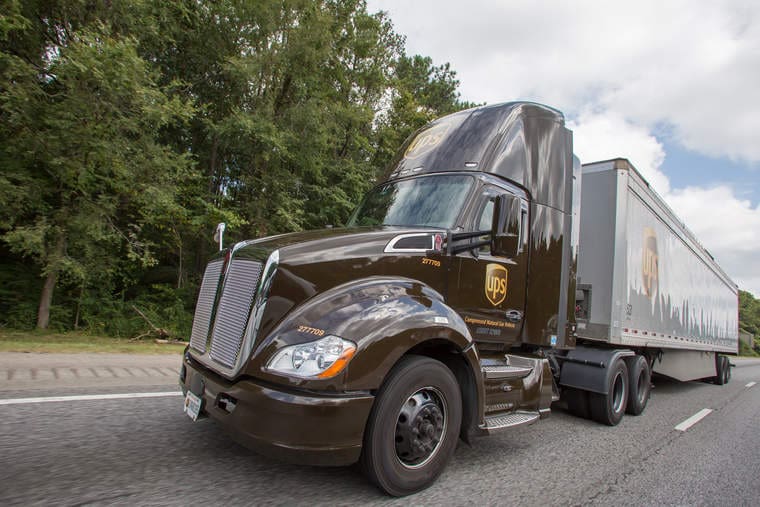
642,227,659,299
485,263,508,306
404,122,450,159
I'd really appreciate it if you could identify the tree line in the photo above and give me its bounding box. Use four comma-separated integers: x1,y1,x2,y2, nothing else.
0,0,473,337
739,290,760,354
3,2,755,344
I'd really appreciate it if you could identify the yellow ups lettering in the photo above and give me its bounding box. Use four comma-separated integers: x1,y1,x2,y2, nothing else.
485,264,508,306
404,123,450,159
642,227,659,299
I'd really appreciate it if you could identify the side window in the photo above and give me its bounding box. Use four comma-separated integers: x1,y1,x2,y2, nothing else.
478,199,494,232
473,189,498,254
472,187,527,257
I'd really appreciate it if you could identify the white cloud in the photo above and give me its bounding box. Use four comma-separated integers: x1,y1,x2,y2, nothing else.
569,112,669,195
369,0,760,162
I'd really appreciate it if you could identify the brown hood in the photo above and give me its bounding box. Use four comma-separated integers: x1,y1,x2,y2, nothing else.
235,226,449,353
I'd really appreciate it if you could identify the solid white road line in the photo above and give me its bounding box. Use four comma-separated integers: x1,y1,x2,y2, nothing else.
0,391,182,406
674,408,713,432
745,381,757,388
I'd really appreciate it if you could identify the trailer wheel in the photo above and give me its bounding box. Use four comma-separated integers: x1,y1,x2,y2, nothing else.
715,355,730,385
564,388,590,419
360,355,462,496
625,355,651,416
724,357,732,384
589,359,628,426
714,355,726,385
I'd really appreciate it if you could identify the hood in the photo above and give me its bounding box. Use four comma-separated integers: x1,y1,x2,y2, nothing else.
233,226,449,350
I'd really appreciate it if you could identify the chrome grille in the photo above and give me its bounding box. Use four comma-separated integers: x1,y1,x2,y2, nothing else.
189,259,224,353
209,259,262,368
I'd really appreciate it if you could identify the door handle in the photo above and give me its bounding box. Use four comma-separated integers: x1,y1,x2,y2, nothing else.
505,309,522,323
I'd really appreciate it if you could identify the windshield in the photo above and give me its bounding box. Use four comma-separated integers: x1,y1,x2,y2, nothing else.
348,174,474,228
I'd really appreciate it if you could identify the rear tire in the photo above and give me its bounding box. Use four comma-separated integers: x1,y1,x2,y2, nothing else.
714,355,728,385
724,356,731,384
625,355,651,416
589,359,629,426
361,355,462,497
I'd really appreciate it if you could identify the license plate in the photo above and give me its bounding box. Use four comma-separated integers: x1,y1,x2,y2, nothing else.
184,391,202,421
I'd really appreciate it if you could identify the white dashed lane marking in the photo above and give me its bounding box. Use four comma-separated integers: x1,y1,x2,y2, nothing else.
0,391,182,406
674,408,713,432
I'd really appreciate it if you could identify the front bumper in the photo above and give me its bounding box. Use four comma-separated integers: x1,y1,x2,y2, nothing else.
180,354,374,466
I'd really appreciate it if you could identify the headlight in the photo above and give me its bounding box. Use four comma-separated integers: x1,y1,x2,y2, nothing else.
266,335,357,379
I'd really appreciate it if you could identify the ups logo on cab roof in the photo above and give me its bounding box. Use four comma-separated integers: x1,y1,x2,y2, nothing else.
485,263,508,306
404,122,450,159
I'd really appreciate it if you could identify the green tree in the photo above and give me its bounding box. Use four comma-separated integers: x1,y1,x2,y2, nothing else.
0,0,475,335
1,18,194,329
739,290,759,335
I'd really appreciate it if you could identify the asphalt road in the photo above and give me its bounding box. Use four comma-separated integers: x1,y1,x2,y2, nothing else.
1,355,759,506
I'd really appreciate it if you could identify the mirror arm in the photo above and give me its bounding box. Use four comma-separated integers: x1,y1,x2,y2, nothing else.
450,230,491,242
451,240,491,255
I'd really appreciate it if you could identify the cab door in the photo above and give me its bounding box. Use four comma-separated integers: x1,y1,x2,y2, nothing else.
448,186,528,346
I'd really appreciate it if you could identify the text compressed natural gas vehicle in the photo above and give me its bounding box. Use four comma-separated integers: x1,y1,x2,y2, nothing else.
179,102,738,496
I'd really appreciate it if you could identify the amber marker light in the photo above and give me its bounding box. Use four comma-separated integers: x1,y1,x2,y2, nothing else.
316,344,357,379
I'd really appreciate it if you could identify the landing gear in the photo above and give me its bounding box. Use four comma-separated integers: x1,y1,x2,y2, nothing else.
361,355,462,496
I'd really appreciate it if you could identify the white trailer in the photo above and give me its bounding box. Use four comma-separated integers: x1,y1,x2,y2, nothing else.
575,158,738,382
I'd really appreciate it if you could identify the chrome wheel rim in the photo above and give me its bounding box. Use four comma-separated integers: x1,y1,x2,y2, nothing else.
394,386,447,469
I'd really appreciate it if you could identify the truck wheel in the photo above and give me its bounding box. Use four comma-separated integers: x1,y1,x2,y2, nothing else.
625,355,651,416
714,355,727,385
589,359,628,426
724,357,731,384
360,355,462,496
564,388,590,419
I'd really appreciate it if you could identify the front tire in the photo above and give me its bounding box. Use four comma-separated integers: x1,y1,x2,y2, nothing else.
589,358,629,426
361,355,462,496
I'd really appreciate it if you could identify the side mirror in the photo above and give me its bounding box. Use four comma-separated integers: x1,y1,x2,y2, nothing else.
491,194,522,257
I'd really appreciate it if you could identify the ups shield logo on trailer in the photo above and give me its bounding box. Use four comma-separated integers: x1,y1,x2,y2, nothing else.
404,122,450,159
642,227,659,299
485,263,508,306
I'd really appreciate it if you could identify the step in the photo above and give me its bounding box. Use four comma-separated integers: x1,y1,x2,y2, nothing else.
481,364,533,380
481,410,540,434
485,402,515,413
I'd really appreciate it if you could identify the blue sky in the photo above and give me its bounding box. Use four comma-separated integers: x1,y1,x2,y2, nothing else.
368,0,760,296
660,143,760,207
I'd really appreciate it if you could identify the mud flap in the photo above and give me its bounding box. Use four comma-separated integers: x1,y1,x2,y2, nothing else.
558,346,634,394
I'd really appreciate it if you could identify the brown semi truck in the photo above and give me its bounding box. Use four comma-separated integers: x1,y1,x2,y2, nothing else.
179,102,738,496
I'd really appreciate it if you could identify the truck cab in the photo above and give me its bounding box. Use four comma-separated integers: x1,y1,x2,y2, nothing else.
179,101,735,496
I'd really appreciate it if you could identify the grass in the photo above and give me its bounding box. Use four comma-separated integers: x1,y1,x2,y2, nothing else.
0,330,187,354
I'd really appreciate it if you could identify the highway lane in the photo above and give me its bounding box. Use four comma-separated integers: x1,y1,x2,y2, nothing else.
1,361,758,506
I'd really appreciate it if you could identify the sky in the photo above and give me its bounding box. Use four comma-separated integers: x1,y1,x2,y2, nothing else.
367,0,760,297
